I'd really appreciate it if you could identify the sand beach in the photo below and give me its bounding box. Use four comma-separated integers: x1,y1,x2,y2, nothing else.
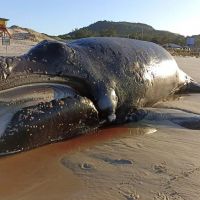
0,41,200,200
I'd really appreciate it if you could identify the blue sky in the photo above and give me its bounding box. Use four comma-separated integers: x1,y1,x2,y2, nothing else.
1,0,200,36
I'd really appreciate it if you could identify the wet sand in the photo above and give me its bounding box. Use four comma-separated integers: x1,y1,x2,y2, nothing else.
0,42,200,200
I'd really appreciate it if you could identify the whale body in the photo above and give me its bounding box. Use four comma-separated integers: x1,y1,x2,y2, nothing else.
0,37,199,155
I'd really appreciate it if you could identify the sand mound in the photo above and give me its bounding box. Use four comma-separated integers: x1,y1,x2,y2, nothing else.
8,25,56,42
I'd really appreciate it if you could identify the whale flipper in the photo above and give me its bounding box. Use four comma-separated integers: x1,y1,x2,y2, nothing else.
180,81,200,94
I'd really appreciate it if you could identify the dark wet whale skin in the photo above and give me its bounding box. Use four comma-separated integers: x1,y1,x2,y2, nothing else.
0,37,189,119
0,37,193,155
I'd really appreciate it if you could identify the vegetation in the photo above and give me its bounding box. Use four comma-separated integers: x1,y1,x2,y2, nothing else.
193,35,200,47
58,20,200,47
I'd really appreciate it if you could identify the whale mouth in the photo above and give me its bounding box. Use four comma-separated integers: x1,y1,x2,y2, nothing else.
0,82,79,105
0,83,80,137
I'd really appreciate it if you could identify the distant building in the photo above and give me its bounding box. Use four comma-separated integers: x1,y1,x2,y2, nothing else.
163,43,182,49
186,37,195,47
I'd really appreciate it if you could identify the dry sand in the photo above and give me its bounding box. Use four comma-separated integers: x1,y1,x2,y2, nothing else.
0,39,36,56
0,41,200,200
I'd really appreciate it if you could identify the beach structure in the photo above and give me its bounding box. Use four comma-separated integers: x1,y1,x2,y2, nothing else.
186,37,195,48
0,18,11,37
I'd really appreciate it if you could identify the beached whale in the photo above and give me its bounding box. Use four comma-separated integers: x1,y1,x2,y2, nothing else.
0,37,199,155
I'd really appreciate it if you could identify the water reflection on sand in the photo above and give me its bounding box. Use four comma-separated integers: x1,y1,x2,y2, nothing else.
0,124,155,200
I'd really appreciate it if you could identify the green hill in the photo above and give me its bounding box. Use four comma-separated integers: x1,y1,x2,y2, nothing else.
78,20,154,36
58,20,187,45
192,35,200,47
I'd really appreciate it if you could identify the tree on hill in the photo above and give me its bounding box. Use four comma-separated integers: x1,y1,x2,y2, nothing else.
99,27,117,37
70,28,94,39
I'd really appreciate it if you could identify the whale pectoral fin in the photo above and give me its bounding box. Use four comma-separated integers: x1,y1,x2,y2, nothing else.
0,95,99,156
178,81,200,94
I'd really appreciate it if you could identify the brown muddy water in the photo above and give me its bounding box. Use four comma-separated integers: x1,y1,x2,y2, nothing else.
0,56,200,200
